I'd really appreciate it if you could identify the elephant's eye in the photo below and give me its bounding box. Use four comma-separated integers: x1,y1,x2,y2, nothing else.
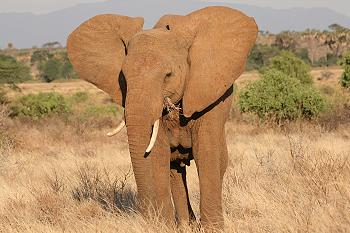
166,25,170,30
166,72,172,78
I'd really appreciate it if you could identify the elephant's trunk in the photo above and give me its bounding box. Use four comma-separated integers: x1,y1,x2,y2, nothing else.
125,113,154,206
124,90,173,220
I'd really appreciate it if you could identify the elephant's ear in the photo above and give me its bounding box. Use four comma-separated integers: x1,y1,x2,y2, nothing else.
67,14,144,106
182,7,258,117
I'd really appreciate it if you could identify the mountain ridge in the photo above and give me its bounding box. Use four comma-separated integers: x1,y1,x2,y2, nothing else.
1,0,350,48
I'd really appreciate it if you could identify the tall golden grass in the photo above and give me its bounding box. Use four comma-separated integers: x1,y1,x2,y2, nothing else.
1,109,349,232
0,67,349,232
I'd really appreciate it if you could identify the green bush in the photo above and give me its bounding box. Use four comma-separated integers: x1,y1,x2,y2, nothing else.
39,59,63,83
0,54,32,84
239,69,327,122
10,92,71,119
339,52,350,88
38,54,76,82
262,51,313,85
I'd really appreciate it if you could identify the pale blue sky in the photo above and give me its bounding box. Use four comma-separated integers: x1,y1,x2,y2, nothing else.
1,0,349,17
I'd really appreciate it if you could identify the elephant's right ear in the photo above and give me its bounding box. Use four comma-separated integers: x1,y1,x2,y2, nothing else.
67,14,144,106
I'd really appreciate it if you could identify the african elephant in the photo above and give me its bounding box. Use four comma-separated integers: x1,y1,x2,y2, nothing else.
67,6,257,230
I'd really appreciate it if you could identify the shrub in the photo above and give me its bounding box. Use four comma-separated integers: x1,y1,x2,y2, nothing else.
339,52,350,88
72,163,135,211
10,92,70,119
0,54,32,84
262,51,313,85
239,69,327,122
39,59,63,83
70,91,89,104
38,54,76,82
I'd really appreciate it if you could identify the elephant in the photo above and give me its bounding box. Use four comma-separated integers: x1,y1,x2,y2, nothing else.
67,6,257,230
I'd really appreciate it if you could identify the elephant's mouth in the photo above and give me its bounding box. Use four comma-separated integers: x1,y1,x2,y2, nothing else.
145,97,180,153
107,97,181,153
163,97,181,113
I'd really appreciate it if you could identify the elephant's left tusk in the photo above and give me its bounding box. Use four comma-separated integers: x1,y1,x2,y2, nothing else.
145,119,160,153
107,120,126,137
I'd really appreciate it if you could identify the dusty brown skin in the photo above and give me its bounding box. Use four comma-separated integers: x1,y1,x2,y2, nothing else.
67,6,257,230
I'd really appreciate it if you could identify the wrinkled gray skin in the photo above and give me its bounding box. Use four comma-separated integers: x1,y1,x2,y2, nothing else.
67,6,258,231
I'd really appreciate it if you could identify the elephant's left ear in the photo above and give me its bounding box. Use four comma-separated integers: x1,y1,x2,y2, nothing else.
67,14,144,106
182,7,258,117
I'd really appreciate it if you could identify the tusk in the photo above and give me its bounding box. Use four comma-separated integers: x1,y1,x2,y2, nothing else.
107,121,126,137
145,119,160,153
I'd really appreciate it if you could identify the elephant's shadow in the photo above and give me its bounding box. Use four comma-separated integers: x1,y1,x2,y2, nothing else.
71,167,138,213
73,186,138,213
111,188,138,212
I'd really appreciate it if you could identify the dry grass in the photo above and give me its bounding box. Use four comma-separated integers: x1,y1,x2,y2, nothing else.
0,67,349,232
0,113,349,232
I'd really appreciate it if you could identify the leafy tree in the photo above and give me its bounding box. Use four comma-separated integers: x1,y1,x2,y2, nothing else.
0,55,32,84
39,59,62,82
247,45,282,70
339,51,350,88
262,51,313,85
239,69,327,122
60,52,77,79
38,52,76,82
30,49,50,65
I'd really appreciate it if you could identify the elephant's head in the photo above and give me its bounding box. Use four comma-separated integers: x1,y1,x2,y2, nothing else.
67,6,257,210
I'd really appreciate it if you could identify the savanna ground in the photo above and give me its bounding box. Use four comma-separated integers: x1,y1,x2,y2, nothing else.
0,67,349,232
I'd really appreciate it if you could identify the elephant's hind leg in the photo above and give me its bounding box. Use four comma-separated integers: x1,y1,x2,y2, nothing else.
170,160,196,226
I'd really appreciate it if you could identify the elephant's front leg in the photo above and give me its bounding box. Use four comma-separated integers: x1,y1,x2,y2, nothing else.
192,111,229,231
170,159,196,226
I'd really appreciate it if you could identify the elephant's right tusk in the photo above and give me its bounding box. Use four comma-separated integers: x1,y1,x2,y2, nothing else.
145,119,160,153
107,120,126,137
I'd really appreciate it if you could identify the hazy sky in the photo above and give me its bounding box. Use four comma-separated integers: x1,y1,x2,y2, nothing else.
1,0,350,17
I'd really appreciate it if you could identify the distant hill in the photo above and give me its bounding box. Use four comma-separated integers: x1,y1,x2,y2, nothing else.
1,0,350,48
